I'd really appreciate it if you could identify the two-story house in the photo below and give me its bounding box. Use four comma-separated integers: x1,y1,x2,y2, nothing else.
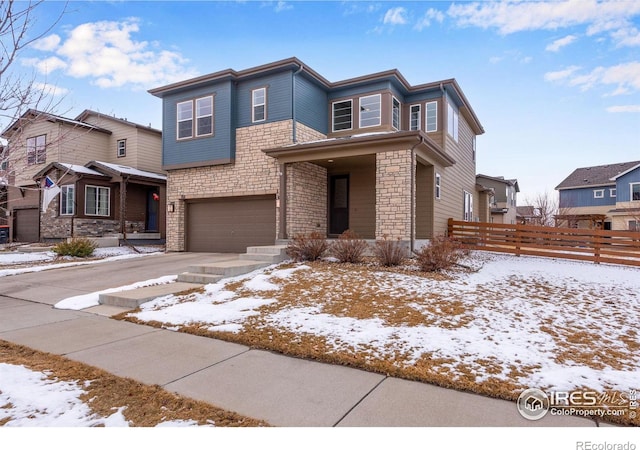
149,57,485,253
555,160,640,230
476,174,520,224
1,109,166,242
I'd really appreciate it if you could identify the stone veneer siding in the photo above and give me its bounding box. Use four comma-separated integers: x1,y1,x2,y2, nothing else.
375,149,414,241
286,162,327,237
166,120,326,251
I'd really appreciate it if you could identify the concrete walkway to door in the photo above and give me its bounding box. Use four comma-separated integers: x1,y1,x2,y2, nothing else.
0,253,601,427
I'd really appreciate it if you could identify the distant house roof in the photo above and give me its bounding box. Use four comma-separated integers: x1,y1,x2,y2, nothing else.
476,174,520,192
75,110,161,135
555,160,640,190
1,109,112,139
33,162,108,180
87,161,167,182
33,161,166,183
516,206,538,217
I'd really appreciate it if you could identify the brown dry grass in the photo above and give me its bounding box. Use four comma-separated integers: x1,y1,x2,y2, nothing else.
0,339,267,427
117,260,639,427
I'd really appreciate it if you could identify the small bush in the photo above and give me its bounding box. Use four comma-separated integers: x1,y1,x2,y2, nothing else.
414,235,463,272
373,235,407,267
52,237,97,258
329,230,369,264
285,232,329,262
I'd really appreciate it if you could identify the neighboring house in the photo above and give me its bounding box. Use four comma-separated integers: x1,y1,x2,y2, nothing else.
476,175,520,224
149,57,485,253
1,109,166,242
555,160,640,231
516,206,543,226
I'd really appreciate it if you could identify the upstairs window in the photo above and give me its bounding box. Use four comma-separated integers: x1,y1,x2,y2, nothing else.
27,134,46,165
392,97,401,130
252,87,266,122
472,136,476,162
195,96,213,137
426,101,437,132
632,183,640,201
359,95,381,128
332,100,352,132
177,96,213,140
593,189,604,199
117,139,126,158
447,103,459,142
435,173,441,199
610,188,616,198
177,101,193,140
60,185,75,215
463,190,473,222
410,104,421,131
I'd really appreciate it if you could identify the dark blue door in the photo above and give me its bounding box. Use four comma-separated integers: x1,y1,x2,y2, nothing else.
146,189,159,232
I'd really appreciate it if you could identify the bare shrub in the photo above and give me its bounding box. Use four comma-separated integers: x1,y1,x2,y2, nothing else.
373,235,407,267
285,232,328,262
414,235,464,272
329,230,369,263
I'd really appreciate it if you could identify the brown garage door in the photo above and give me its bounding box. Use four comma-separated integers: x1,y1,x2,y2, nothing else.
14,208,40,242
186,195,276,252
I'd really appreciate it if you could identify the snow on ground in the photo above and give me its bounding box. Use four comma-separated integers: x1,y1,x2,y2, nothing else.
0,363,211,427
128,253,640,397
0,246,163,278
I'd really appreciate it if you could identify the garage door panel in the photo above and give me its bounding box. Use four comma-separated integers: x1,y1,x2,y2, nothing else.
14,208,39,243
186,195,276,253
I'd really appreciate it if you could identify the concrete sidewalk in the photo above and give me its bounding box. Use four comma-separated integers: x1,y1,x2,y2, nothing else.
0,254,600,427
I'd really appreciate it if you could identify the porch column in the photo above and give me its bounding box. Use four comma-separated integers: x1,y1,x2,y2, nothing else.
375,149,414,244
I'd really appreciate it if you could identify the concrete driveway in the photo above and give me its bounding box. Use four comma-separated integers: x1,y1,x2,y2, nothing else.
0,252,237,306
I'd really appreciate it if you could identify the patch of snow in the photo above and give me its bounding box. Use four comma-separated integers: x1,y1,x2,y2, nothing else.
0,251,54,265
54,275,177,310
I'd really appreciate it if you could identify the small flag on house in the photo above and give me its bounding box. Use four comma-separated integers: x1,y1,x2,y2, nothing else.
42,176,61,212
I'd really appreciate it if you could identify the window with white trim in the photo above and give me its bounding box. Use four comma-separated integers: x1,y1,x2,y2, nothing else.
593,189,604,199
117,139,126,158
632,183,640,201
177,101,193,139
26,134,46,165
410,104,421,131
426,101,437,132
195,96,213,137
85,186,110,216
392,97,400,130
463,190,473,222
252,87,266,122
332,100,353,132
447,103,459,142
435,173,441,199
60,185,74,215
630,220,639,232
359,95,381,128
610,188,616,198
472,135,476,162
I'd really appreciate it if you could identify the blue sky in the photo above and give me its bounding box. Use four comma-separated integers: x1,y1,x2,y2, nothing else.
14,0,640,202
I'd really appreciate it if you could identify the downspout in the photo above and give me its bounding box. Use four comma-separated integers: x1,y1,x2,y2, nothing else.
291,63,304,144
120,175,129,244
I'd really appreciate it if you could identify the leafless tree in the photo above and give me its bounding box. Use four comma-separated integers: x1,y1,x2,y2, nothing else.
0,1,67,220
523,191,559,227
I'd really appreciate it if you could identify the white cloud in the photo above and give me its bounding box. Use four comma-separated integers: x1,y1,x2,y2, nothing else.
29,18,198,90
383,7,408,25
34,82,69,97
489,56,504,64
448,0,640,47
546,34,578,52
31,34,61,52
545,62,640,95
606,105,640,113
22,56,67,74
414,8,445,31
544,65,582,82
274,1,292,12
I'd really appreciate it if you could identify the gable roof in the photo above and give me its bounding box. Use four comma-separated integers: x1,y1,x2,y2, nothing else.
1,109,112,139
75,110,162,135
555,160,640,190
87,161,167,182
148,57,484,135
476,174,520,192
33,162,109,180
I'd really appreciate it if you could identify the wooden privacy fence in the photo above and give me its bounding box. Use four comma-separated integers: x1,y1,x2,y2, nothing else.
448,219,640,267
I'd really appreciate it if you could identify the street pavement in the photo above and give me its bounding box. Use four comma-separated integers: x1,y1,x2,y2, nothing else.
0,252,601,427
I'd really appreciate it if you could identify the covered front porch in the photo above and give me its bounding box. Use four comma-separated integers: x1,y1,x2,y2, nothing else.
264,131,455,247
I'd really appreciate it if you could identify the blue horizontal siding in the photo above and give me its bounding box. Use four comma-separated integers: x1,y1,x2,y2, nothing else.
295,75,328,134
236,72,292,127
559,186,617,208
162,81,234,167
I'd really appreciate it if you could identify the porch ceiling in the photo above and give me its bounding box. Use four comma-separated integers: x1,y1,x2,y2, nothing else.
263,130,455,167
